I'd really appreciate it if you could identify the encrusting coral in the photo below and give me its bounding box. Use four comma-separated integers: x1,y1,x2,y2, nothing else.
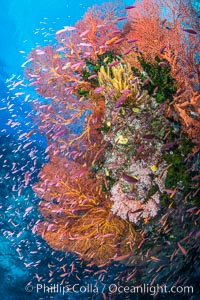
110,182,160,224
97,90,170,224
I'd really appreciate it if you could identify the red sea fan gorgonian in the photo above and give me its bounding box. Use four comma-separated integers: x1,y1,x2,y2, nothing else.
33,156,140,265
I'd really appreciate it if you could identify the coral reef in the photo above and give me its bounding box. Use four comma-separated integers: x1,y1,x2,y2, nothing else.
21,0,200,295
124,0,200,140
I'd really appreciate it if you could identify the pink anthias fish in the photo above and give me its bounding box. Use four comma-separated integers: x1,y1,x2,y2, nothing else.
115,17,127,22
112,30,121,34
56,26,77,35
124,47,135,55
35,50,45,55
93,86,105,94
125,5,136,9
107,61,120,67
115,94,128,107
71,167,88,179
112,252,132,261
88,74,98,80
65,86,74,94
108,88,116,97
24,171,31,186
80,29,90,37
122,172,138,183
127,39,138,43
54,129,68,138
29,80,40,86
160,45,167,54
183,28,197,34
114,38,126,44
159,62,169,67
21,58,33,68
12,79,24,88
99,45,109,49
23,206,34,218
96,24,108,28
79,42,93,47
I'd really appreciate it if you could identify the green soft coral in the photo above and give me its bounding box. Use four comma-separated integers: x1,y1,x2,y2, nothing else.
133,55,177,103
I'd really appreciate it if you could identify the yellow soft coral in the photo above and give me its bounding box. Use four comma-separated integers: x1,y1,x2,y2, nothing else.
98,61,149,105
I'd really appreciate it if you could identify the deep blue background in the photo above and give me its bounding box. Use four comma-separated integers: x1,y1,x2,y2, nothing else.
0,0,199,82
0,0,135,78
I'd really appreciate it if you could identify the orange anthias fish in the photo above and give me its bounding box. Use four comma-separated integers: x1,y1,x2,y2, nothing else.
105,36,119,45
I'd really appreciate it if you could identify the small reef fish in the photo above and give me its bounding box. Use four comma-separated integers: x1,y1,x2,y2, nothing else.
192,175,200,181
88,74,98,80
125,5,136,9
108,88,116,97
35,50,46,55
142,134,155,140
161,141,177,151
56,26,77,35
142,77,151,86
121,89,130,94
177,242,187,256
161,19,167,25
21,58,33,68
115,95,128,107
124,47,134,55
54,129,68,137
107,61,120,67
65,86,74,94
115,17,127,22
23,142,33,148
26,129,35,138
112,30,121,34
122,173,138,183
183,28,197,34
79,42,93,47
23,206,34,217
159,62,169,67
99,45,109,49
80,29,90,37
71,167,88,179
96,24,108,28
94,86,105,94
128,39,138,43
29,80,40,86
112,252,132,261
12,79,24,88
105,36,119,45
160,45,167,54
130,208,144,214
114,38,126,44
56,46,66,52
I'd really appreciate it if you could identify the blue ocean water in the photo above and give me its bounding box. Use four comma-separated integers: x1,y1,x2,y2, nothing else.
0,0,128,136
0,1,199,300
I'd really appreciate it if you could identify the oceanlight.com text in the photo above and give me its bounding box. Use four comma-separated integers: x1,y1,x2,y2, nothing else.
108,283,194,296
25,283,194,296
